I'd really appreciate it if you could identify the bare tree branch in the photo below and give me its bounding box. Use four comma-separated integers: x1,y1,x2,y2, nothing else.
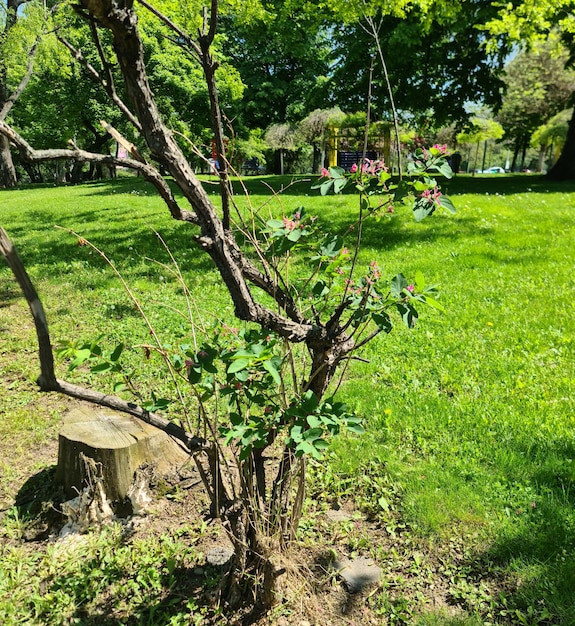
58,36,142,131
0,226,204,452
0,120,198,224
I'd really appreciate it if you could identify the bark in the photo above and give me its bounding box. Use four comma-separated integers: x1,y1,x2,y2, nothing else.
547,104,575,181
0,134,17,187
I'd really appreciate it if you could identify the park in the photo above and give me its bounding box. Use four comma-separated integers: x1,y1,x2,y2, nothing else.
1,1,575,624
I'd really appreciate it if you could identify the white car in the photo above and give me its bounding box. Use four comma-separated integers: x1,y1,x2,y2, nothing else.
482,166,505,174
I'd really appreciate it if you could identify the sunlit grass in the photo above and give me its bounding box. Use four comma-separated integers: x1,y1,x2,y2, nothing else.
1,172,575,623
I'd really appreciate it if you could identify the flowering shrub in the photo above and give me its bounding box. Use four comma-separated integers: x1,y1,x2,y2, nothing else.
314,147,455,222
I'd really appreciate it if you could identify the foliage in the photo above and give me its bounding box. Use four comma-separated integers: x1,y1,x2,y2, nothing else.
457,115,504,146
496,40,575,150
327,1,509,129
531,108,571,148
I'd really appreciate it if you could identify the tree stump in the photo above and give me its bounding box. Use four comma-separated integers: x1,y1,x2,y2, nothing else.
56,406,190,505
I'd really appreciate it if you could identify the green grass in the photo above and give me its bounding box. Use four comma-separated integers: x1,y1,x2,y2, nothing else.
1,173,575,624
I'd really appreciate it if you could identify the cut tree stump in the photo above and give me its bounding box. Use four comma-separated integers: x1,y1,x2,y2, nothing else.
56,406,190,504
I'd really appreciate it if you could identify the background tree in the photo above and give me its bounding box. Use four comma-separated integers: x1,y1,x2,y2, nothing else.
496,40,575,172
327,1,509,132
457,114,504,174
264,121,299,174
0,0,44,186
220,0,331,130
531,108,571,172
297,107,343,173
483,0,575,180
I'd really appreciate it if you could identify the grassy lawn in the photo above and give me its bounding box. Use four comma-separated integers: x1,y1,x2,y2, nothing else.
1,173,574,624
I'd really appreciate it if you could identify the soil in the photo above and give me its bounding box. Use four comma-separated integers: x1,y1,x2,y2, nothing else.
0,393,471,625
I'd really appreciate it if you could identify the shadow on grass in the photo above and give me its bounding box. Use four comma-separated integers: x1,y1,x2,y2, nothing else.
3,172,574,295
463,443,575,623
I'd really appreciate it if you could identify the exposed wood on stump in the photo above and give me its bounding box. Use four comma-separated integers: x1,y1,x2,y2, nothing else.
56,406,190,503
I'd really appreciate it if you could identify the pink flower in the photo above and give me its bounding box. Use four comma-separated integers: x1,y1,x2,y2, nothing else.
283,217,297,231
421,187,442,206
350,163,358,173
406,284,415,293
321,167,330,178
432,143,449,155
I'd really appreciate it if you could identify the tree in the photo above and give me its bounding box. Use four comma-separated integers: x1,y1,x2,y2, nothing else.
483,0,575,180
0,0,454,613
531,108,571,171
457,114,504,174
220,0,331,130
496,41,575,171
298,107,344,174
0,0,42,186
327,1,510,130
264,122,299,174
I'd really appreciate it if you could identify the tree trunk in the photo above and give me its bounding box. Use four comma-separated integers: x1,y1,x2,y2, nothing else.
0,134,17,187
547,104,575,181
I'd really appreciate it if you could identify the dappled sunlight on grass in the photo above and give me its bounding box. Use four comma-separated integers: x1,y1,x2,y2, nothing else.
1,173,575,623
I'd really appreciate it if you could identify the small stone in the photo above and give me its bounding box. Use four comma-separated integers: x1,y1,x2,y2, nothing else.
206,546,234,566
333,556,382,593
326,509,352,523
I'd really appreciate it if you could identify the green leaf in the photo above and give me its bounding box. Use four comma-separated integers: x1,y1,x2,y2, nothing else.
439,195,456,213
422,295,445,312
413,198,436,222
306,415,322,428
396,302,419,328
286,228,302,242
436,162,454,179
312,280,329,298
188,367,202,384
262,359,281,385
333,177,348,194
391,273,408,298
372,311,392,333
110,343,124,362
303,427,324,441
313,439,330,450
90,361,113,373
69,348,92,370
320,233,344,257
319,180,334,196
266,218,284,229
415,270,425,291
300,390,319,413
228,358,251,374
346,422,365,435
